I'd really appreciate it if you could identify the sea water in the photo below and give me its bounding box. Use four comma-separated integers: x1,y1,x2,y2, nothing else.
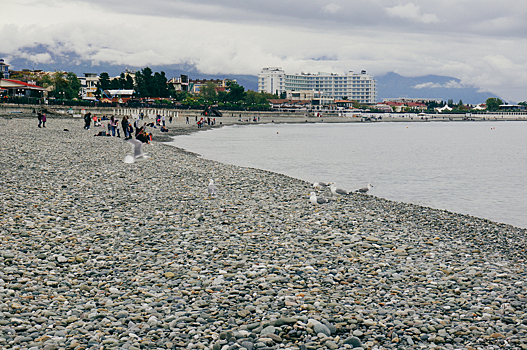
168,121,527,228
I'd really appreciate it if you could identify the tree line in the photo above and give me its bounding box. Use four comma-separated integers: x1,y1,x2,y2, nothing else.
6,68,525,111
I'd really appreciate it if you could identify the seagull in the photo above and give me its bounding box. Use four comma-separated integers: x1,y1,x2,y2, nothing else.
124,139,150,163
310,192,331,205
313,181,330,190
356,184,373,194
207,179,218,196
329,183,351,196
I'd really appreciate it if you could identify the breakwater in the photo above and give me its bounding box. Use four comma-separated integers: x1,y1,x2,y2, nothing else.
0,117,526,350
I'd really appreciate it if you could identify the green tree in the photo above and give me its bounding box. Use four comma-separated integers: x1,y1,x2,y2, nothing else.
135,67,154,97
0,71,3,79
65,72,81,99
518,101,526,106
200,82,218,102
226,81,246,102
109,78,121,90
447,99,454,107
98,73,111,90
52,71,69,99
174,90,190,101
485,97,503,111
153,71,168,98
458,99,463,107
125,74,135,89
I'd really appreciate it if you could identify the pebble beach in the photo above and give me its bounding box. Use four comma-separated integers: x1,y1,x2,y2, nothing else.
1,116,527,350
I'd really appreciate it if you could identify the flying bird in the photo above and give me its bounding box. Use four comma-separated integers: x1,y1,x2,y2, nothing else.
124,139,150,163
207,179,218,196
310,192,331,205
356,184,373,194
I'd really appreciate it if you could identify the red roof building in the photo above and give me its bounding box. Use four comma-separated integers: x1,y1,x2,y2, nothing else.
0,79,46,97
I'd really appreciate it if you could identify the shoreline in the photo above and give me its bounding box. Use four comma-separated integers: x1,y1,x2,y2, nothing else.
1,116,526,350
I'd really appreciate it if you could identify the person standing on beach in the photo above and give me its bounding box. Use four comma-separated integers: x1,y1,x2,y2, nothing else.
41,114,47,128
122,116,129,139
109,116,117,136
161,115,166,126
186,116,189,124
169,116,172,124
37,112,43,128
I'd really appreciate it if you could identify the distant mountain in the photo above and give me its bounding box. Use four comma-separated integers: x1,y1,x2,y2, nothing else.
376,72,501,105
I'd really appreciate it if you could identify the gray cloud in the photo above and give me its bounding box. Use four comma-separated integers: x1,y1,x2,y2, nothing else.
1,0,527,101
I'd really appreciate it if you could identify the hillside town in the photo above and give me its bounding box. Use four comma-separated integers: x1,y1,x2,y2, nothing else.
0,59,525,114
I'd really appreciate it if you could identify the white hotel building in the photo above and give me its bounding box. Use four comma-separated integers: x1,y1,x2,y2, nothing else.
258,67,377,104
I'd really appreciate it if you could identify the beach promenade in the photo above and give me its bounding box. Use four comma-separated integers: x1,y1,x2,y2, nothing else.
1,116,526,350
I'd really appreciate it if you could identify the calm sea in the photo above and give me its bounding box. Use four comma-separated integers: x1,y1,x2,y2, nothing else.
168,121,527,228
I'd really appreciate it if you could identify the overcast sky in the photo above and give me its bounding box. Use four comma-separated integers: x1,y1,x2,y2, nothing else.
2,0,527,101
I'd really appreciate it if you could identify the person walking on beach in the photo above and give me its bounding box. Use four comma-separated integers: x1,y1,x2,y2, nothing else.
37,112,43,128
161,115,166,127
169,116,172,124
41,113,47,128
186,116,189,124
84,112,91,130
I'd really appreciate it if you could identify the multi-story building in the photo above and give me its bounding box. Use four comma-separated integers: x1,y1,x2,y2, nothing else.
79,73,99,101
0,59,9,79
258,67,377,104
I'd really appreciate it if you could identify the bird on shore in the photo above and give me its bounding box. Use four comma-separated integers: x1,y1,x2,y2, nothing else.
356,183,373,194
329,183,352,197
313,181,330,190
124,139,150,163
310,192,331,205
207,179,218,196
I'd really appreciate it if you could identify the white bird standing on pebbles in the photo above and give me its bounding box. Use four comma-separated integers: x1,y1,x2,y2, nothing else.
310,192,331,205
124,139,150,163
207,179,218,196
356,183,373,194
329,183,351,196
313,181,329,190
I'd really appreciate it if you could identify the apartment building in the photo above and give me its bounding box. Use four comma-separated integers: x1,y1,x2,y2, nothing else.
258,67,377,104
79,73,99,101
0,59,9,79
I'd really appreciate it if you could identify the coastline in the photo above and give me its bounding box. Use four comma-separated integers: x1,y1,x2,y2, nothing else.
1,116,526,350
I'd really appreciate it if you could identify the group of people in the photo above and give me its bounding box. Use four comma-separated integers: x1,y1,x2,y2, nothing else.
37,112,47,128
196,116,216,128
85,113,157,144
155,114,173,126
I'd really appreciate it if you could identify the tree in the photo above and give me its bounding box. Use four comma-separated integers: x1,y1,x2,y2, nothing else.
125,74,135,90
135,67,154,98
226,81,246,102
0,71,3,79
153,71,169,98
458,99,463,107
518,101,526,106
65,72,81,99
200,82,218,102
447,99,454,107
52,71,69,99
99,73,111,90
485,97,503,111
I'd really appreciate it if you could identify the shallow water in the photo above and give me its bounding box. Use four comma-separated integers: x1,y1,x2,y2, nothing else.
169,121,527,228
